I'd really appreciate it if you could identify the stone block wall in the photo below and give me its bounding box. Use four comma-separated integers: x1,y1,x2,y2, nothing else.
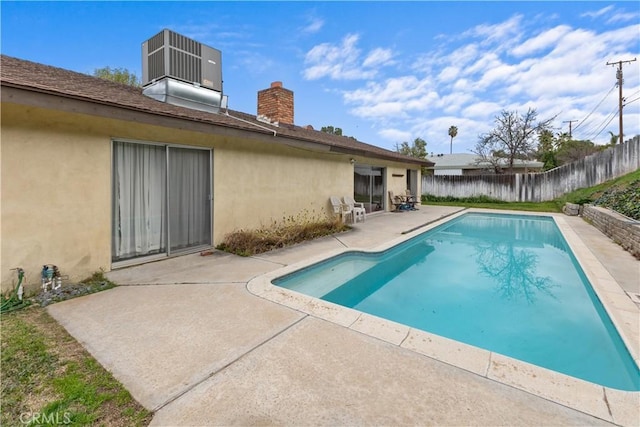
582,205,640,259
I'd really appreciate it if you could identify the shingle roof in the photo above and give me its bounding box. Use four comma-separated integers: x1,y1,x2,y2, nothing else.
1,55,432,166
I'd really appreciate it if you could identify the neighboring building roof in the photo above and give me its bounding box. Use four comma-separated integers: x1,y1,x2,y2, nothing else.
0,55,432,167
426,153,543,170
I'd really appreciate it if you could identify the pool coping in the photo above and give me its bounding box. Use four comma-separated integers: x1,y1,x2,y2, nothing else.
247,209,640,426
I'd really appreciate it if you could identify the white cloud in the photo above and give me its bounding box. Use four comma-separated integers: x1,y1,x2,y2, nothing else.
378,128,412,142
437,66,460,82
440,92,476,115
302,17,324,34
235,50,275,76
351,101,412,120
462,102,503,119
463,52,501,77
476,63,518,90
303,34,394,80
363,48,394,67
303,34,368,80
464,14,523,46
452,78,472,92
308,12,640,150
344,76,433,104
579,6,639,26
580,5,614,19
600,23,640,46
449,44,480,67
343,76,443,123
607,12,639,24
305,33,359,63
511,25,572,57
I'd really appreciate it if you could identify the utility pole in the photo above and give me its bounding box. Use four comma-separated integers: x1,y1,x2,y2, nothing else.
606,58,637,144
562,120,578,138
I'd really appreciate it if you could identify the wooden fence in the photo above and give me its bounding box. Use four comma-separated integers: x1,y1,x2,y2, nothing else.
422,136,640,202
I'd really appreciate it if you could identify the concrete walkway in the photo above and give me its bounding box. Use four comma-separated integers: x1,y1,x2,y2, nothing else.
47,206,639,426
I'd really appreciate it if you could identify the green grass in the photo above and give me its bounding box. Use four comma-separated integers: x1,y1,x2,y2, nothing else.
424,199,560,212
556,168,640,206
1,307,151,426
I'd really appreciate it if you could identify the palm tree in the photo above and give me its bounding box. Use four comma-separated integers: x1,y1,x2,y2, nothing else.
448,126,458,154
608,131,619,146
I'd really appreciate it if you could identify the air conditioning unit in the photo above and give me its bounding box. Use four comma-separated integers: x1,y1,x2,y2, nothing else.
141,29,223,113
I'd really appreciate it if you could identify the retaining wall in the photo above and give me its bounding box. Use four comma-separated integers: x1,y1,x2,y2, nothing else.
582,205,640,259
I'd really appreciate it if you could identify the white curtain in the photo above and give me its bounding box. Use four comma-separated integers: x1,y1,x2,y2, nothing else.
169,147,211,251
112,142,166,260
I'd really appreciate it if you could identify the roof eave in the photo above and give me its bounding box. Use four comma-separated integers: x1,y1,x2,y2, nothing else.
1,79,432,167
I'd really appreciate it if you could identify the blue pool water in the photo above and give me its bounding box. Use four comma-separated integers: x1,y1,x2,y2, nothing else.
274,213,640,391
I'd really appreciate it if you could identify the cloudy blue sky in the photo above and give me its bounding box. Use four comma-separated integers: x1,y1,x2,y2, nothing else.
2,1,639,153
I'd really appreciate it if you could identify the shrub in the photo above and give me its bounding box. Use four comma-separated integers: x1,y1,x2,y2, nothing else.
592,179,640,220
572,197,593,205
217,210,350,256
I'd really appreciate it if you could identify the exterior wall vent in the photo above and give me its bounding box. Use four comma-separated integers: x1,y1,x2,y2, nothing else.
141,29,223,113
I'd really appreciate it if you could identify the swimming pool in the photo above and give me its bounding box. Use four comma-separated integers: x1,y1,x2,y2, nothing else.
274,212,640,391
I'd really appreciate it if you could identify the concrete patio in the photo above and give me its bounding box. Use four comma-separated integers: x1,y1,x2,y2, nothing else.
47,206,639,426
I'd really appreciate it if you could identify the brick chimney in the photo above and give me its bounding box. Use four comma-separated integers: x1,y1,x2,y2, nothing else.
257,81,294,125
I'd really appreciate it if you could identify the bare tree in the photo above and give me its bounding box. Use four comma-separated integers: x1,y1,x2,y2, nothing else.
474,108,555,173
473,138,504,173
475,241,556,305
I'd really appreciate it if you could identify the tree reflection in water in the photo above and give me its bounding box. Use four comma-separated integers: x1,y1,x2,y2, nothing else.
475,242,557,304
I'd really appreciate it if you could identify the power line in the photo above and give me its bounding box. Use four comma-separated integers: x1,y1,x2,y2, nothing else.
579,104,618,141
583,104,618,141
573,84,616,132
622,89,640,107
625,89,640,99
624,96,640,106
591,112,618,141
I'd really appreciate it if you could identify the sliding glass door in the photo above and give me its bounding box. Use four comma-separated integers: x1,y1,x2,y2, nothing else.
112,141,211,262
168,147,211,252
354,165,385,213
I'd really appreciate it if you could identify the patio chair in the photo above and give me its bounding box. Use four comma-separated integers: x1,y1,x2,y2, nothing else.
330,196,353,223
388,191,404,212
343,196,366,223
405,189,418,210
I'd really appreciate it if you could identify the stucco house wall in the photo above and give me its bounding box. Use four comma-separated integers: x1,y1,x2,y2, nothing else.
1,55,429,291
1,101,421,290
2,105,112,288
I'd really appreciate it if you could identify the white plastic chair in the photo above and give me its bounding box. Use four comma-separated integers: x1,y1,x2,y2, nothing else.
343,196,366,223
330,196,353,223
